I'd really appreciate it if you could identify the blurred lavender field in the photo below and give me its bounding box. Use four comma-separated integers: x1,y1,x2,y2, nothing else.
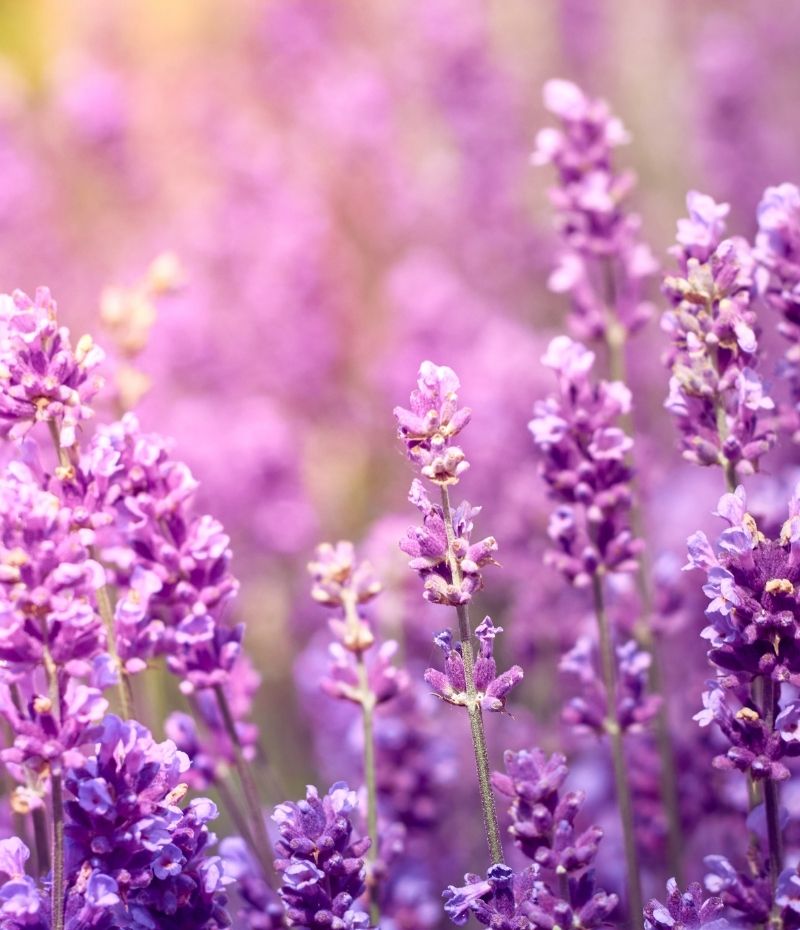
3,1,800,928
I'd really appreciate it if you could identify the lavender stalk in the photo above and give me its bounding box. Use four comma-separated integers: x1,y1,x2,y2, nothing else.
395,362,522,865
534,78,684,879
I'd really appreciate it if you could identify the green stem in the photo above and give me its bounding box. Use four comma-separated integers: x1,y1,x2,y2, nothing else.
591,571,643,929
356,653,380,925
440,485,504,865
760,676,783,894
601,266,685,880
214,684,274,882
42,645,64,930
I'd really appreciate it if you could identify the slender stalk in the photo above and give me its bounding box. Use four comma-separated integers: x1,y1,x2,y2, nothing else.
591,571,643,929
355,652,380,925
440,485,504,864
216,774,258,852
760,676,783,892
601,267,685,881
42,644,64,930
214,684,274,882
91,548,134,719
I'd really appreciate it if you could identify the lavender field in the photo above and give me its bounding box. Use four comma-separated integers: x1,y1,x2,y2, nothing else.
2,2,800,928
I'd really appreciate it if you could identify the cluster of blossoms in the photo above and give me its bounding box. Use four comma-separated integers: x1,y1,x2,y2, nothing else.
559,635,661,736
76,412,243,693
753,183,800,439
1,716,231,930
530,335,641,585
533,79,657,344
0,288,104,448
444,749,617,929
272,783,373,929
425,618,522,715
687,486,800,780
400,480,498,607
662,191,776,480
393,360,472,485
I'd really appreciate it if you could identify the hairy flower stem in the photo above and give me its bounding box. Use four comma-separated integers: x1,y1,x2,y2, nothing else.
355,653,380,925
440,485,504,865
45,418,133,718
42,642,64,930
759,675,783,893
591,570,643,930
604,315,685,882
214,684,275,883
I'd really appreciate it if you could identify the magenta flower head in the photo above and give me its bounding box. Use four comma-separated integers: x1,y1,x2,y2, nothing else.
530,336,641,585
400,480,498,606
272,782,373,929
533,80,656,341
644,879,728,930
753,182,800,438
393,361,471,485
663,193,776,479
0,288,104,448
308,541,381,652
424,619,522,713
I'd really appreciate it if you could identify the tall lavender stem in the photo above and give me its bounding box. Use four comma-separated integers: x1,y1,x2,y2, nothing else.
213,684,274,883
440,484,503,864
41,642,64,930
591,570,643,930
354,651,380,924
604,313,685,882
760,676,783,892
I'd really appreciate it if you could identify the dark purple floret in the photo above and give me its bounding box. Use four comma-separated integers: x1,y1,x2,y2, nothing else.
425,618,523,713
644,879,728,930
272,783,373,930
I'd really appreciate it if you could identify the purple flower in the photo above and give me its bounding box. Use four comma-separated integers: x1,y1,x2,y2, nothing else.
394,360,471,485
272,783,373,929
400,480,497,606
533,80,656,341
424,618,523,713
530,336,641,585
662,201,776,478
491,748,604,876
644,879,728,930
0,288,104,448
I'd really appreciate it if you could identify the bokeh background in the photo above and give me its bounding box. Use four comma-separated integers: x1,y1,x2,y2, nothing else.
2,0,800,921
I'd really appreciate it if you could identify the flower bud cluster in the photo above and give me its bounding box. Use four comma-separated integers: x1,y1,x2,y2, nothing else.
662,192,775,477
530,336,642,585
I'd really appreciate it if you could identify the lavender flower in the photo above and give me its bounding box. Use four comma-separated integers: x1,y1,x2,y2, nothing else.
560,636,661,736
663,193,776,482
533,79,657,343
393,361,471,485
0,288,104,449
399,479,497,607
753,182,800,439
63,715,231,929
424,619,522,713
272,783,373,929
530,336,642,585
492,749,605,878
644,879,728,930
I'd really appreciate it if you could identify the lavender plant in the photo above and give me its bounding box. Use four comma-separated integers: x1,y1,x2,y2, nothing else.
5,24,800,930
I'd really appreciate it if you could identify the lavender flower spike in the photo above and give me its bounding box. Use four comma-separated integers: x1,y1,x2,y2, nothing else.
272,783,374,929
425,619,523,713
394,360,471,485
663,192,776,486
395,361,506,865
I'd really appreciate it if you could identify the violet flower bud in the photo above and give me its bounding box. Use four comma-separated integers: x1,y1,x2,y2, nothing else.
0,288,104,448
424,618,522,713
394,361,471,485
